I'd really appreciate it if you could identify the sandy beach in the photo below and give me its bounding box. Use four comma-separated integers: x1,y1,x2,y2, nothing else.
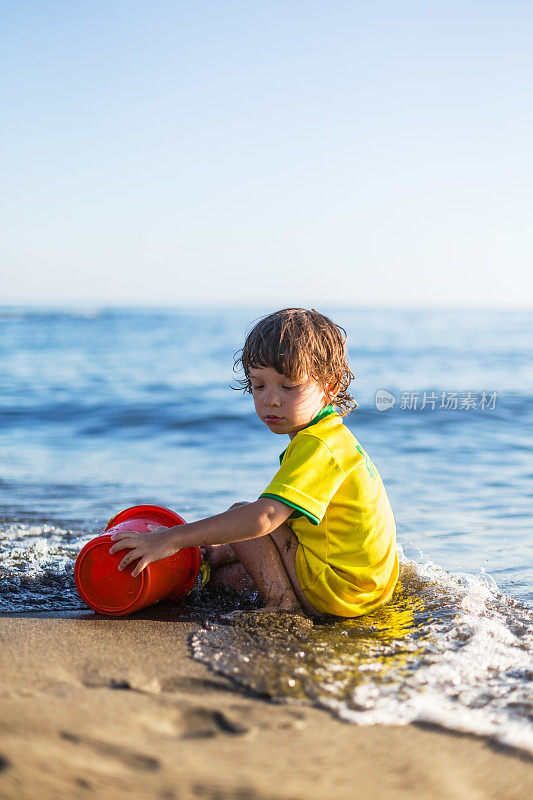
0,607,531,800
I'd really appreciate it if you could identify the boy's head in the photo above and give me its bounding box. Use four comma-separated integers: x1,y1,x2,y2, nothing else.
234,308,357,416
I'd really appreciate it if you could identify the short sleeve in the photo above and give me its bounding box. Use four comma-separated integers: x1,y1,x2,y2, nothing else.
260,434,346,525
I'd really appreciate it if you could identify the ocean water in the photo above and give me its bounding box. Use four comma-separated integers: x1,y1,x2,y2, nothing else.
1,306,532,751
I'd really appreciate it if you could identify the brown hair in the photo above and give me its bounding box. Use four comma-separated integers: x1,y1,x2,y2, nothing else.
233,308,357,415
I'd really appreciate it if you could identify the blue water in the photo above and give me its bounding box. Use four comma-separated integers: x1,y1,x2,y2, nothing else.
1,306,532,751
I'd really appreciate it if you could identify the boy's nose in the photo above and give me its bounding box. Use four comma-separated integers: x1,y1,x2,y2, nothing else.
264,390,281,407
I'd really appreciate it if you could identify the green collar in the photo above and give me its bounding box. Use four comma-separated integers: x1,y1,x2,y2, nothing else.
278,404,336,464
300,403,335,430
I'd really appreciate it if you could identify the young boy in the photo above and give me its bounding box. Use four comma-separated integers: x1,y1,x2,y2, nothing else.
108,308,399,618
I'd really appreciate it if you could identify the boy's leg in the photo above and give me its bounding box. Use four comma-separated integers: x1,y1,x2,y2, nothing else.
230,524,321,616
202,503,249,589
209,562,255,594
202,501,248,571
203,542,238,570
230,534,301,612
269,524,321,617
204,503,320,616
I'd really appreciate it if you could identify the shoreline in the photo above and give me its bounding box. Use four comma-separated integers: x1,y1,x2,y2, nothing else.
0,608,531,800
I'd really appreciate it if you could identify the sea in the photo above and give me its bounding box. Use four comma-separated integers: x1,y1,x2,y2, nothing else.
1,306,531,753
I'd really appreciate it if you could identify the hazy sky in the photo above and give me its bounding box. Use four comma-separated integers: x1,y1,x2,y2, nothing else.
2,1,532,308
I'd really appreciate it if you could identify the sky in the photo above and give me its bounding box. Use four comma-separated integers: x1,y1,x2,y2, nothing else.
1,1,532,308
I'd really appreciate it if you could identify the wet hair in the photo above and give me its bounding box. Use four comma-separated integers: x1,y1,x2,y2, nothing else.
233,308,357,415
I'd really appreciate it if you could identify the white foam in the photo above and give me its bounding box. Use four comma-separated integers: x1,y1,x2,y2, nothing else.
326,551,533,754
0,523,83,611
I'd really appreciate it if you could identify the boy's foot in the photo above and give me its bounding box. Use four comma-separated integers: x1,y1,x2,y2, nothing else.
221,606,309,621
255,605,306,615
259,589,303,613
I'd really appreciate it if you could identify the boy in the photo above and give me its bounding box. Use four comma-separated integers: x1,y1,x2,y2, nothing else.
109,308,399,618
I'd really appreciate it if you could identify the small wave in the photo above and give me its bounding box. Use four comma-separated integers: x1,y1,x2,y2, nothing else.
0,522,86,612
191,549,533,754
1,400,253,437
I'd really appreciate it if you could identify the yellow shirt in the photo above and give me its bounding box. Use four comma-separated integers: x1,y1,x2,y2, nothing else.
260,408,399,617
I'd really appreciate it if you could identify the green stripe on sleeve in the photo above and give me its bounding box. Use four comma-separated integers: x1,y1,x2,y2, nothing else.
260,493,320,526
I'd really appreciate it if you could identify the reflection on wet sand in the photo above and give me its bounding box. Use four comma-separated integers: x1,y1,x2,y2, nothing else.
191,558,533,754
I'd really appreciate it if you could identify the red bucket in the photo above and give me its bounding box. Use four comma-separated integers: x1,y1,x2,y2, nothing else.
74,505,201,616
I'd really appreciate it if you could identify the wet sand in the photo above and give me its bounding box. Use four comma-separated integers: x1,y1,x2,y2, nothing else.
0,608,531,800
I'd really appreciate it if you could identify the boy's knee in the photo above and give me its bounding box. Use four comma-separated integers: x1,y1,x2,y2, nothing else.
227,501,249,511
271,523,298,552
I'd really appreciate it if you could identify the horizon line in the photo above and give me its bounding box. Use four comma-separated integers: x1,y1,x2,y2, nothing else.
1,300,531,313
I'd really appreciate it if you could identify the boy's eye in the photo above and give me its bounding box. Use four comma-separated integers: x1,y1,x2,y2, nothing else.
251,384,264,390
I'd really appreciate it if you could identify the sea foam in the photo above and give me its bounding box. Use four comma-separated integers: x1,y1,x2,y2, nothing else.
191,548,533,754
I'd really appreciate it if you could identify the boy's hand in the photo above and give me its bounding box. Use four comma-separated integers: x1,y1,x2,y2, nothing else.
107,526,179,577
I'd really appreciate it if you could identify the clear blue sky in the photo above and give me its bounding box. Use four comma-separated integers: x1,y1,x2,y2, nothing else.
1,1,532,307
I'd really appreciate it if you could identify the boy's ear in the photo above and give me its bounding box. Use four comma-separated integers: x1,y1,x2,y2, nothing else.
325,378,341,400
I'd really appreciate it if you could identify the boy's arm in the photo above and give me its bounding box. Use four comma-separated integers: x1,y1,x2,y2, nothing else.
168,498,292,549
108,498,293,576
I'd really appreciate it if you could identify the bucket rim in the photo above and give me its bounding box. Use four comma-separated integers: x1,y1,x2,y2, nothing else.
105,504,186,531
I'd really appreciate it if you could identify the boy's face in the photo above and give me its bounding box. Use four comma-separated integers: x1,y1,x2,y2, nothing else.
249,366,330,439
